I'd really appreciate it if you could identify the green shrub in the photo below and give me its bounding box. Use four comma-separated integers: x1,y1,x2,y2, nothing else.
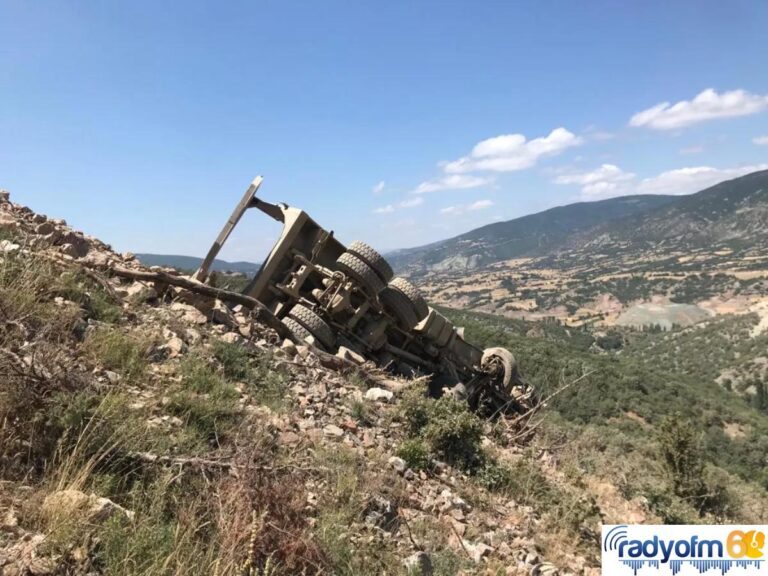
213,340,249,381
397,438,430,471
422,396,483,470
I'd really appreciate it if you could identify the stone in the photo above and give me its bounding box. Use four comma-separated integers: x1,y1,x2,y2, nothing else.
281,339,298,356
211,299,238,328
0,240,20,253
388,456,407,473
104,370,120,383
34,221,54,235
322,424,345,438
82,250,111,268
122,281,157,302
336,345,366,365
464,541,493,563
220,332,244,345
364,387,394,403
0,189,9,202
170,302,207,325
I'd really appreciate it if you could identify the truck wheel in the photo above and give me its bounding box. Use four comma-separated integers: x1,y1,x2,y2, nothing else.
387,277,428,320
380,286,419,330
347,241,394,283
287,303,335,349
281,317,316,347
481,347,516,392
336,252,385,296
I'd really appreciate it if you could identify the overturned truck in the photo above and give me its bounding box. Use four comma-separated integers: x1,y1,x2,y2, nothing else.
195,177,535,416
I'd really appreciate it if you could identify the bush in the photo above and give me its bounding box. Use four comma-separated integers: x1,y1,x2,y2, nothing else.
422,397,483,470
398,387,484,471
397,438,430,471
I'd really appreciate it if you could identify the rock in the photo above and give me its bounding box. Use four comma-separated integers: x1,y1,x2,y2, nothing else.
363,495,398,530
122,281,157,302
364,387,394,403
0,240,20,253
34,221,54,235
104,370,120,383
211,300,238,328
532,563,559,575
0,213,15,231
82,250,111,267
0,189,9,202
59,243,80,258
323,424,345,438
281,339,298,356
220,332,244,345
404,551,433,576
464,541,493,563
388,456,407,473
295,345,310,359
41,489,133,524
170,302,207,325
336,346,366,365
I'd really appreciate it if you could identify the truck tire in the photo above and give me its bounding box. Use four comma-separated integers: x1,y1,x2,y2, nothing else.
281,317,315,347
387,278,428,320
336,252,385,296
380,286,419,330
481,347,516,392
347,241,394,283
288,303,335,349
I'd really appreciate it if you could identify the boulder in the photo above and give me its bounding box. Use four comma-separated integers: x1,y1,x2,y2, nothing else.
364,387,394,403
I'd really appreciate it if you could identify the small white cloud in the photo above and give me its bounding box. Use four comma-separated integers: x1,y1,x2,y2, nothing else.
679,145,704,155
554,164,636,199
412,174,492,194
443,127,582,173
373,196,424,215
399,197,424,208
753,135,768,146
629,88,768,130
372,181,386,195
468,199,494,211
439,199,494,216
637,164,768,195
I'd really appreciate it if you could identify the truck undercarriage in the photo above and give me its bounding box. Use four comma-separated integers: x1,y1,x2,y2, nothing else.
195,177,536,417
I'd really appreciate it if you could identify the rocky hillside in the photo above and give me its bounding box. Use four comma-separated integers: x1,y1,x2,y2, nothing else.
392,170,768,276
389,195,675,275
2,188,767,576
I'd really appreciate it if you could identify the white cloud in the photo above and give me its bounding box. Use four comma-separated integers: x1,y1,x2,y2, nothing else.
412,174,492,194
372,196,424,215
636,164,768,195
679,145,704,155
554,164,636,199
554,162,768,200
399,196,424,208
439,199,494,216
753,135,768,146
442,127,582,173
629,88,768,130
372,181,386,195
468,199,494,211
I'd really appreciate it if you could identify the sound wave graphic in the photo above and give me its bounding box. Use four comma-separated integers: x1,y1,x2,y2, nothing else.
604,525,628,552
620,558,764,575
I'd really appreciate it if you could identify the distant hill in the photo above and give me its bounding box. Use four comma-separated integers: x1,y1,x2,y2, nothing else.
135,254,261,276
391,169,768,275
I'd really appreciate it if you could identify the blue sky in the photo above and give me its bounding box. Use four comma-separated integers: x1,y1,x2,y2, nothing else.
2,1,767,261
